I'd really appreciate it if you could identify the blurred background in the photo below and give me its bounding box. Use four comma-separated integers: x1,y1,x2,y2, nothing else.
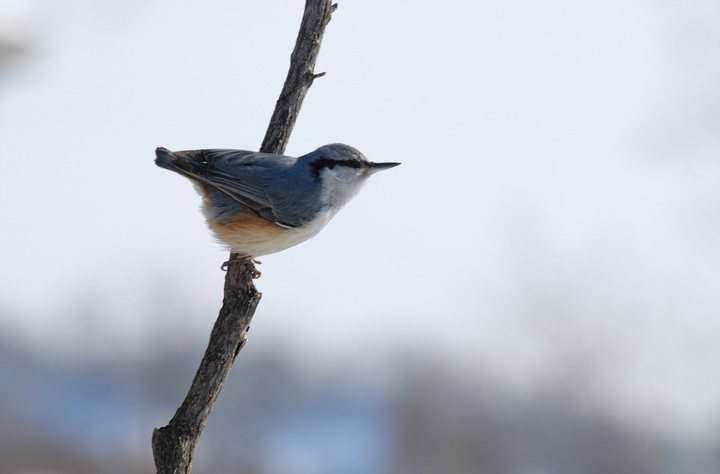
1,0,719,472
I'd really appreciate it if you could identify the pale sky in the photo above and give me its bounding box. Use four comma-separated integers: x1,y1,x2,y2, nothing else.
1,0,719,444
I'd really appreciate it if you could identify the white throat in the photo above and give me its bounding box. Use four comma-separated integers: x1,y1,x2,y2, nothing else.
318,168,368,215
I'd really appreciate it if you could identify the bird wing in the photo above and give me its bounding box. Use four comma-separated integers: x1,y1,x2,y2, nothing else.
163,148,298,226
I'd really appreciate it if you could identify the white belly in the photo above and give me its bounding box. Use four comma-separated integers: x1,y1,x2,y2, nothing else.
208,208,335,257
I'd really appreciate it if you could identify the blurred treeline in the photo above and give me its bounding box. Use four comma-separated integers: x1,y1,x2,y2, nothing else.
1,331,716,474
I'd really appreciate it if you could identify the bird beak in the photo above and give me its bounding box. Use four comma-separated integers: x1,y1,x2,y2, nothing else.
368,162,401,173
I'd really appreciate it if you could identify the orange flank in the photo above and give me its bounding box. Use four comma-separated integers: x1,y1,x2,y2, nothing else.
209,209,287,247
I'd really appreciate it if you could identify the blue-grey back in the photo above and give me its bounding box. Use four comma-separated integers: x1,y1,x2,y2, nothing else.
184,149,323,228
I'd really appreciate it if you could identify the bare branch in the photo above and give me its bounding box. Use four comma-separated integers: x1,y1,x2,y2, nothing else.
152,258,259,472
260,0,336,155
151,1,336,472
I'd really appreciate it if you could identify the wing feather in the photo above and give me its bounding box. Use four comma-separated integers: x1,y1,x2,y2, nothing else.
161,148,299,226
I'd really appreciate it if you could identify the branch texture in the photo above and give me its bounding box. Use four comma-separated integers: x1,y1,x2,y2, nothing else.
261,1,336,155
152,1,336,472
152,258,259,471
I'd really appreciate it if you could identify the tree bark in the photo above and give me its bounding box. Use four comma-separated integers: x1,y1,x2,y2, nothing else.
260,2,337,155
151,2,336,472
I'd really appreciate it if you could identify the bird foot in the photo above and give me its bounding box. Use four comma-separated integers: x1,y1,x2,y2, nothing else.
221,256,262,279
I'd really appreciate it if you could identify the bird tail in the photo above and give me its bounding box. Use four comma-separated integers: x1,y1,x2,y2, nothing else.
155,147,208,177
155,147,180,171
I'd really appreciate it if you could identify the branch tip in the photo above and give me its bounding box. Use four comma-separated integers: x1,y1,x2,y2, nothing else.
312,71,327,79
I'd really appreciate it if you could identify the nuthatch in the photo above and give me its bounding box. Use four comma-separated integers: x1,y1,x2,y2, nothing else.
155,144,400,258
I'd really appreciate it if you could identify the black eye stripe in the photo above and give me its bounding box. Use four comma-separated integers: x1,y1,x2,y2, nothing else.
310,158,365,180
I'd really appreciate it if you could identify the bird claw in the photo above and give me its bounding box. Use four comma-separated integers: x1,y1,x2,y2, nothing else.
250,259,262,278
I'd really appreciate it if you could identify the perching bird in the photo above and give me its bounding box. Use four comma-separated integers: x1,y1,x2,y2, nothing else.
155,144,400,258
